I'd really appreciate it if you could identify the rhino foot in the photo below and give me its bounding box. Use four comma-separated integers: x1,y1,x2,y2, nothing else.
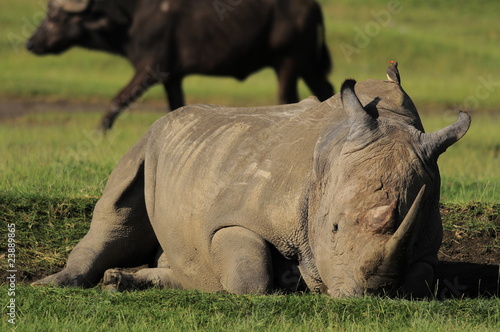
32,270,95,288
31,274,62,287
102,267,183,291
102,268,125,292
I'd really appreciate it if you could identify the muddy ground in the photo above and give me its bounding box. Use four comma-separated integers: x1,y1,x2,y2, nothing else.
2,101,498,299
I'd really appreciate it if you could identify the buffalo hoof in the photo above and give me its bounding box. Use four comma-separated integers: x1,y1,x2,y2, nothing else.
98,117,113,133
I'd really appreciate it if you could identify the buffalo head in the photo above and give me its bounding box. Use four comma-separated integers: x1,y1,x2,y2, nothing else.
26,0,126,55
307,79,470,297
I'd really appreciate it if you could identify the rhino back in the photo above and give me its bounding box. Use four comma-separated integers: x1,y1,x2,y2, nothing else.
141,97,345,288
139,80,419,290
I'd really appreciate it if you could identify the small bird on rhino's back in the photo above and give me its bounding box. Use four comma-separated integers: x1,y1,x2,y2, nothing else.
386,60,400,84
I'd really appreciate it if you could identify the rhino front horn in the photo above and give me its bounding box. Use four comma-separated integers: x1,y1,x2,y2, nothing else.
422,111,471,157
381,185,426,270
363,186,425,293
54,0,91,12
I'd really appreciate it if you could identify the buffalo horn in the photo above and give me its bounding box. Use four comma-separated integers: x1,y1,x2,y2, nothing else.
54,0,91,12
422,111,471,157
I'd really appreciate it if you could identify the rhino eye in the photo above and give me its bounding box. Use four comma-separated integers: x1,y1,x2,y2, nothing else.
332,224,339,232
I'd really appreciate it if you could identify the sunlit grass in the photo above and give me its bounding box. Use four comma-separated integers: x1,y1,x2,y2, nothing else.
1,286,498,331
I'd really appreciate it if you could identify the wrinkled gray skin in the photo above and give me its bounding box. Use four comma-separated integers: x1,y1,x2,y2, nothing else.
34,79,470,297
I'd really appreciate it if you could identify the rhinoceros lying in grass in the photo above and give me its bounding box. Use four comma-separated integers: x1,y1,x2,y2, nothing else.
34,78,470,297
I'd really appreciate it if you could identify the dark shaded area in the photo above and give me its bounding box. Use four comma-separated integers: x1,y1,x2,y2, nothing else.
436,261,499,299
435,222,499,299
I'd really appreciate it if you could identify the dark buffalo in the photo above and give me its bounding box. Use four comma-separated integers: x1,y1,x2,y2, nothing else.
27,0,334,130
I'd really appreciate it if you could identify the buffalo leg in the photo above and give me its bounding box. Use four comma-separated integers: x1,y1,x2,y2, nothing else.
99,68,164,131
32,132,159,287
163,77,185,111
211,226,272,294
274,58,299,104
302,71,334,101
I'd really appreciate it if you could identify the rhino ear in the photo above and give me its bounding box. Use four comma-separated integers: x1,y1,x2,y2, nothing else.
421,111,471,157
340,79,377,128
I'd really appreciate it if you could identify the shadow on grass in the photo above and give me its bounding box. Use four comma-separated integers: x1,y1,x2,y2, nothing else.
436,261,499,299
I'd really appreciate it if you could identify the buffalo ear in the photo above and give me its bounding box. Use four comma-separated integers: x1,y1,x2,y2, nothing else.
361,200,398,235
54,0,91,13
91,1,130,26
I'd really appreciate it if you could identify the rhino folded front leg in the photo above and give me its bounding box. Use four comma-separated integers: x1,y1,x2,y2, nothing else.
102,268,182,291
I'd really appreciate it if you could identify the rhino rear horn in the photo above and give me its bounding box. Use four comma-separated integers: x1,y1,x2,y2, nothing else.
340,79,377,128
54,0,91,12
422,111,471,157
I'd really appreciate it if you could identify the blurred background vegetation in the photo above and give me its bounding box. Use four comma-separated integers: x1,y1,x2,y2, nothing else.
1,0,500,112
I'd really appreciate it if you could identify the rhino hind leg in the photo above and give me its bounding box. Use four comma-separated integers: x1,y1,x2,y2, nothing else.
210,226,273,295
33,132,159,287
32,248,103,288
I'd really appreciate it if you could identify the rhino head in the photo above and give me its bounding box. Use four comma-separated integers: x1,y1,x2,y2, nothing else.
307,79,470,297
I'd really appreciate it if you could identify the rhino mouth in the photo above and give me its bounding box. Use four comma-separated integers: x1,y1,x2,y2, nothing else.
324,186,427,298
362,185,427,296
327,287,365,298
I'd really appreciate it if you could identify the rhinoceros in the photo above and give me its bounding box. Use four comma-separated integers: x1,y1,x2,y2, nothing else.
34,78,470,297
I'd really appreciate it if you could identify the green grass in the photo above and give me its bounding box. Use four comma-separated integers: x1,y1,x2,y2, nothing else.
1,286,499,331
0,111,156,198
324,0,500,110
1,0,500,110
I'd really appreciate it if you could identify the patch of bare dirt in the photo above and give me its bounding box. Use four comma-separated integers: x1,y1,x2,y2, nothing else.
0,100,166,122
436,229,499,298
